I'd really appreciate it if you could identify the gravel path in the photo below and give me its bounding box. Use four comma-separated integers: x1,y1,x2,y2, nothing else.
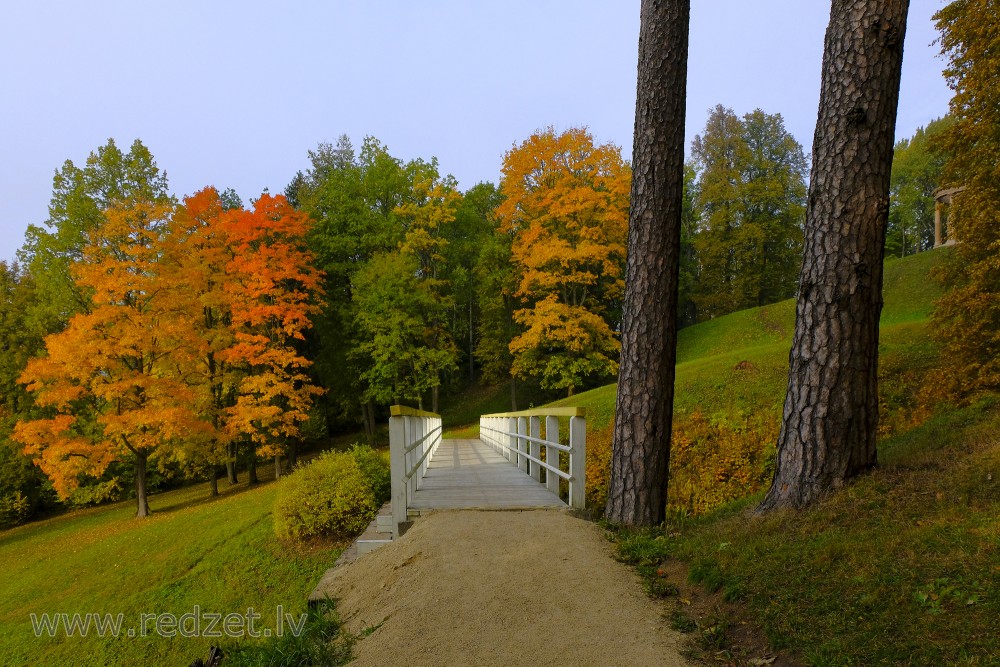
322,509,689,666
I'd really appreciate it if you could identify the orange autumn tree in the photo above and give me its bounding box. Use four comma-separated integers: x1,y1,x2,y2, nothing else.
159,188,240,494
15,201,208,517
221,194,324,481
497,127,631,396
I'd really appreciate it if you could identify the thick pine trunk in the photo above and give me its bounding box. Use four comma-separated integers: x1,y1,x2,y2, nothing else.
606,0,690,526
760,0,909,511
134,452,151,518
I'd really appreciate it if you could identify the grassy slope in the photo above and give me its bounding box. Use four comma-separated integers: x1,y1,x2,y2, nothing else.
551,248,999,664
550,248,947,431
0,478,339,666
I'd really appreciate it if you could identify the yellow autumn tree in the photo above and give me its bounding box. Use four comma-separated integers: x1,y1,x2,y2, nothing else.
15,201,209,517
497,127,631,396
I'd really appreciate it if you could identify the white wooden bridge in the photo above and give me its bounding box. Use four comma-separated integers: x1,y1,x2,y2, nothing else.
386,406,586,538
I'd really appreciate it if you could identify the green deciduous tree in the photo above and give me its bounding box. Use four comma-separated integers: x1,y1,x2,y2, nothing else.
19,139,172,331
353,251,458,407
691,105,807,319
887,116,954,257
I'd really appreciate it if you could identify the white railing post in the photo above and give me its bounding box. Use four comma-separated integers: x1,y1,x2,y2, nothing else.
388,406,445,537
389,415,407,538
544,415,560,495
569,415,586,509
507,417,517,464
528,416,541,481
517,416,528,473
412,417,424,493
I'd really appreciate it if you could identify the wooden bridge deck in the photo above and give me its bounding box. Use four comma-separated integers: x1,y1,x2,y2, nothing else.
407,438,565,511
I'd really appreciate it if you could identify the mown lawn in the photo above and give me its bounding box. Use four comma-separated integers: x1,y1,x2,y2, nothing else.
0,477,341,666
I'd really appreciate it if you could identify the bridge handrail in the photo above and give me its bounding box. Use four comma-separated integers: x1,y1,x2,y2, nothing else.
389,406,443,538
478,424,571,480
479,408,586,509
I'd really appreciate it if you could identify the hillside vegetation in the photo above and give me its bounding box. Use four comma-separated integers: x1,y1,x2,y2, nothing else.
548,248,998,664
550,248,948,514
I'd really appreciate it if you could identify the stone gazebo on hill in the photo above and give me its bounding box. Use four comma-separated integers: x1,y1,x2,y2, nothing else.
934,185,966,248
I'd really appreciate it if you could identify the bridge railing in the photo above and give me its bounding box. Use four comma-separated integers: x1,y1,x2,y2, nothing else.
388,406,443,538
479,407,586,509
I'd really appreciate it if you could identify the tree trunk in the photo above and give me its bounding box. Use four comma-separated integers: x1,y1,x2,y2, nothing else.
134,452,151,518
209,466,219,497
226,442,239,484
247,446,259,486
510,378,518,412
606,0,690,526
468,299,475,383
274,455,282,479
760,0,909,511
432,385,439,414
567,385,575,398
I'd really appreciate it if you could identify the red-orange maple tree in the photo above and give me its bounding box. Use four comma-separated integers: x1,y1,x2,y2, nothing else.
220,194,325,478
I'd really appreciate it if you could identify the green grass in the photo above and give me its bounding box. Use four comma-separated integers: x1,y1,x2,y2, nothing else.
0,477,343,666
609,399,1000,665
553,245,951,432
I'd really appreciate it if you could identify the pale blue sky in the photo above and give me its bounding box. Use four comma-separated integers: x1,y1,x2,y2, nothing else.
0,1,951,262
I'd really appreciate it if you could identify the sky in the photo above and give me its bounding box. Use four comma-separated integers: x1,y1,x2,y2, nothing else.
0,1,952,263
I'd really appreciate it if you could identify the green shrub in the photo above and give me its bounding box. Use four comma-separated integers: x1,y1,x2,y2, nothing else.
349,445,390,505
273,447,389,541
0,491,30,529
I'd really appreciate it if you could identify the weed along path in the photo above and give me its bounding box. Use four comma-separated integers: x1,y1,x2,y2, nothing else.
319,509,688,666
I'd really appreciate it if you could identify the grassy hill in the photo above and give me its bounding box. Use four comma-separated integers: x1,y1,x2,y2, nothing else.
0,476,339,666
546,248,999,664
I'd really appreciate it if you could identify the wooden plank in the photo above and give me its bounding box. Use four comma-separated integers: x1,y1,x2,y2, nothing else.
409,439,565,510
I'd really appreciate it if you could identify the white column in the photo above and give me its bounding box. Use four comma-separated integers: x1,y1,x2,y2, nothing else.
389,416,407,538
529,416,541,481
507,417,517,463
568,416,586,509
545,415,560,495
517,417,528,473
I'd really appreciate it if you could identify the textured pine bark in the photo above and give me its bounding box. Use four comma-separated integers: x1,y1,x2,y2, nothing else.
606,0,690,525
760,0,910,510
